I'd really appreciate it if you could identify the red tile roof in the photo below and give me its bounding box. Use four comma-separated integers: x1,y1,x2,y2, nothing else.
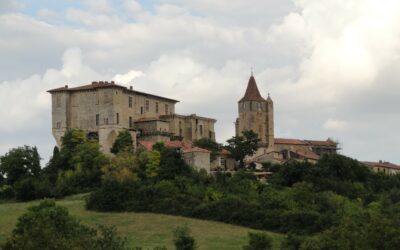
138,140,193,151
239,75,265,102
274,138,307,145
294,150,320,161
183,147,211,154
48,81,179,103
362,161,400,170
305,139,338,147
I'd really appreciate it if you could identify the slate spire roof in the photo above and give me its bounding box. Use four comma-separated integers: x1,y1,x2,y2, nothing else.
239,75,265,102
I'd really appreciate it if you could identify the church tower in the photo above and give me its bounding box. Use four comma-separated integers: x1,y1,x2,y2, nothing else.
235,74,274,148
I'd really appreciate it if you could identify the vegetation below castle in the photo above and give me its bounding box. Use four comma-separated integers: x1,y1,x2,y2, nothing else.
2,129,400,249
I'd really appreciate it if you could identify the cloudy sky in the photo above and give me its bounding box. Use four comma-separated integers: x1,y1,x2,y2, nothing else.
1,0,399,164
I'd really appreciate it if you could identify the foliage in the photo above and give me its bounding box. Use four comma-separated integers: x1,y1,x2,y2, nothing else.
0,146,41,185
225,130,260,168
243,232,272,250
173,225,196,250
193,138,221,161
103,150,138,183
111,130,134,154
2,200,130,250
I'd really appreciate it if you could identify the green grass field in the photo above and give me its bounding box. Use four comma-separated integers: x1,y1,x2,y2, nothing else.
0,194,284,249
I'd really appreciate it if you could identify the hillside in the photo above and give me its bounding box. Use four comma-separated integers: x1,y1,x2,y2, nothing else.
0,194,284,250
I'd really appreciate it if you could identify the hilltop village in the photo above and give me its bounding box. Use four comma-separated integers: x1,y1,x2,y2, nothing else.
48,75,398,174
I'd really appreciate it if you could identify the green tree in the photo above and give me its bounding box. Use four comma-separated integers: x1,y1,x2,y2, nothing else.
243,232,272,250
0,146,41,185
193,138,221,161
173,225,196,250
226,130,260,168
111,130,133,154
146,150,161,178
2,200,130,250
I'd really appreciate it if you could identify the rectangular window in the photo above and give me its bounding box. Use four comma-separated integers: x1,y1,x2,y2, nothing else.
156,102,159,113
129,117,133,128
165,104,169,115
104,118,108,125
96,114,99,126
140,107,144,114
199,125,203,136
145,100,150,112
116,113,119,124
129,96,133,108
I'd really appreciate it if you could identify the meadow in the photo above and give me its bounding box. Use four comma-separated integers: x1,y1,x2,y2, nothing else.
0,194,284,250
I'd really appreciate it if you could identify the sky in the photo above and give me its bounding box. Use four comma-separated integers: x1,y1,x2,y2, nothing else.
0,0,399,164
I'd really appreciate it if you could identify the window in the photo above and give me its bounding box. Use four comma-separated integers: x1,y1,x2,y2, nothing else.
145,100,149,112
96,114,99,126
140,107,144,114
129,117,133,128
199,125,203,136
116,113,119,124
104,118,108,125
128,96,133,108
56,95,61,108
165,104,169,115
156,102,159,113
179,121,182,136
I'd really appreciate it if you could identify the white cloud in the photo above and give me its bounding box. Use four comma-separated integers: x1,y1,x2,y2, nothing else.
1,0,400,163
113,70,144,85
82,0,113,13
323,119,349,131
0,0,22,13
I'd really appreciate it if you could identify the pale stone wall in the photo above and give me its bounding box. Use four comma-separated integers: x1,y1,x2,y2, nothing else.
161,114,216,141
183,151,211,172
50,83,216,153
237,100,274,147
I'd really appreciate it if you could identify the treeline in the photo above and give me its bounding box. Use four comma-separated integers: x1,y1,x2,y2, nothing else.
0,129,111,201
87,149,400,249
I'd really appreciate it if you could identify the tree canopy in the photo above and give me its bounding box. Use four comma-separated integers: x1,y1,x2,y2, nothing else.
225,130,260,168
0,146,41,185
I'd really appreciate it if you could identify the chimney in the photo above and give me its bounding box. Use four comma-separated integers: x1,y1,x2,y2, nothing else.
92,81,98,85
129,86,133,90
379,160,383,164
105,81,109,84
99,81,104,84
111,81,115,84
65,85,68,89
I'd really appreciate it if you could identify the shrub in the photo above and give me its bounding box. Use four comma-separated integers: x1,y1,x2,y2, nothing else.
0,185,14,200
173,225,196,250
243,232,272,250
2,200,130,250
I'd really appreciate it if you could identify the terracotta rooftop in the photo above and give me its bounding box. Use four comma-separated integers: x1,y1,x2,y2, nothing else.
183,147,211,154
138,140,193,151
294,150,320,161
274,138,308,145
305,139,338,147
362,161,400,170
239,75,265,102
47,81,179,103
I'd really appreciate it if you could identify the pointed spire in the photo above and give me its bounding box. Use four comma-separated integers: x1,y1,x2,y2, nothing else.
239,74,265,102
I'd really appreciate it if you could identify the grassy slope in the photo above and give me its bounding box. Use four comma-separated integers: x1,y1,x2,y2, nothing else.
0,195,284,249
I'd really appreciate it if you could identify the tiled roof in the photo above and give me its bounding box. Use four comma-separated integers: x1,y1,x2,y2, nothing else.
294,150,320,161
219,149,231,156
48,81,179,103
138,140,193,151
239,75,265,102
274,138,307,145
362,161,400,170
305,139,338,147
183,147,211,153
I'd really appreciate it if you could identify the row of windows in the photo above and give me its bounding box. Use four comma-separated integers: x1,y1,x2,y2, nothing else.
128,96,170,115
95,113,119,126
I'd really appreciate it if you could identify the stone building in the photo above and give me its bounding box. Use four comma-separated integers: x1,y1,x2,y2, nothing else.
236,75,339,165
48,81,216,153
362,161,400,175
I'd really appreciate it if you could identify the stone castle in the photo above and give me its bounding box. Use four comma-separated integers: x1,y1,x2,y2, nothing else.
48,74,338,171
48,81,216,153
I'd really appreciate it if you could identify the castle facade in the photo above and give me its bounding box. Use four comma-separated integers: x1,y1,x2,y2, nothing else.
48,81,216,153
